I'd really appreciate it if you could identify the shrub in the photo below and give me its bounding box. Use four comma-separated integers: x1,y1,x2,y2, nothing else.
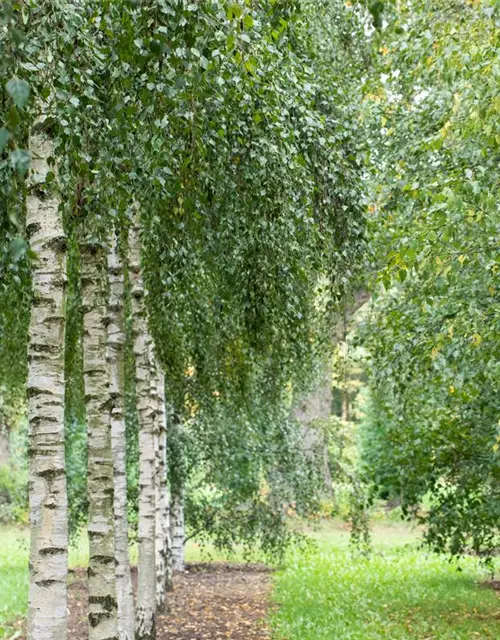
0,462,28,524
0,423,28,524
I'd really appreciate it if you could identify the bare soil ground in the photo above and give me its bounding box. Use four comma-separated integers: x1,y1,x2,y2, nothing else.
61,563,273,640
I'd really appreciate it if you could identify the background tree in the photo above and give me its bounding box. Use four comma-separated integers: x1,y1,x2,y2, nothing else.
359,0,500,560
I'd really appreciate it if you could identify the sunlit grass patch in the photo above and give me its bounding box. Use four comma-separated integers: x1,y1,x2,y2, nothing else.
271,523,500,639
0,527,28,638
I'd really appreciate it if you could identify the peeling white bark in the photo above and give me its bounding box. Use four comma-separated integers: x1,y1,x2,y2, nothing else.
107,230,134,640
129,217,156,640
27,129,68,640
155,368,172,608
171,488,185,573
81,238,118,640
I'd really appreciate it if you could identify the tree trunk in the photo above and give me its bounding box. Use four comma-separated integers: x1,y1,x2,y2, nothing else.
107,230,134,640
81,239,118,640
0,429,10,467
129,218,156,640
171,488,185,572
155,368,172,607
26,127,68,640
341,388,350,422
341,308,350,424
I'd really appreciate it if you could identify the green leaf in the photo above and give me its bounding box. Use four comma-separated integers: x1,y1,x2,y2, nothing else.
245,58,256,75
10,237,28,261
227,3,243,19
10,149,30,176
243,14,254,30
7,105,21,129
6,78,30,109
0,127,11,152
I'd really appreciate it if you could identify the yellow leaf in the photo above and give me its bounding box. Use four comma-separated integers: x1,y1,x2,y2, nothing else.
440,120,451,137
471,333,482,346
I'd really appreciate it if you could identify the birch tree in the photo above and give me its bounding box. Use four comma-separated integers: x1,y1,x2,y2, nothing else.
155,368,172,607
167,411,185,574
81,237,118,640
107,229,134,640
170,488,185,573
129,217,156,640
26,125,68,640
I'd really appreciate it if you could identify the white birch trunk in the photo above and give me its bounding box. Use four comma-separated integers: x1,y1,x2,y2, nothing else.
171,488,185,572
107,230,134,640
81,240,118,640
129,218,156,640
155,369,172,607
27,128,68,640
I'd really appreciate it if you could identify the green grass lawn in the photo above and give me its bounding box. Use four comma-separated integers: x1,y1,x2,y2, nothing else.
271,520,500,639
0,527,29,638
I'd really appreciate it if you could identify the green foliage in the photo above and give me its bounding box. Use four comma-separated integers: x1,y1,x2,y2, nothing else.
171,384,325,558
0,425,28,525
137,0,367,407
0,465,27,525
360,0,500,559
64,235,88,539
358,388,403,502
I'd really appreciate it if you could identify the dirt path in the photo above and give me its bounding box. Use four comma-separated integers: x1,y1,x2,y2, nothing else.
63,563,273,640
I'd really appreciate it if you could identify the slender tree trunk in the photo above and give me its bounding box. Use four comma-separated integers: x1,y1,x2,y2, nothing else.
165,492,174,589
160,376,174,594
129,218,156,640
341,310,350,424
81,239,118,640
341,389,350,422
155,368,172,607
26,127,68,640
170,487,185,572
107,230,134,640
